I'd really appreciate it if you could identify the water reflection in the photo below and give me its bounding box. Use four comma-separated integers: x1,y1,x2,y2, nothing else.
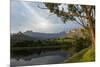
11,50,69,66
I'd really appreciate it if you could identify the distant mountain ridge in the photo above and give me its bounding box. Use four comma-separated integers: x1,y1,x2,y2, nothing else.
11,31,66,42
23,31,65,40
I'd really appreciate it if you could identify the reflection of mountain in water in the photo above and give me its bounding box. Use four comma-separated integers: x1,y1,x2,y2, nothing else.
11,50,69,66
11,55,65,66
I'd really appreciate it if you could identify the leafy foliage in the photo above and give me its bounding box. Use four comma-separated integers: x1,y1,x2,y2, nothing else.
42,3,95,47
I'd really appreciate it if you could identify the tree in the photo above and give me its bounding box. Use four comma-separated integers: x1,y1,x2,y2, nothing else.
38,3,95,47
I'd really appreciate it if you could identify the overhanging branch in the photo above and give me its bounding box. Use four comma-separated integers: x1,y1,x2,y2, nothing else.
37,5,88,19
59,11,88,19
37,5,48,9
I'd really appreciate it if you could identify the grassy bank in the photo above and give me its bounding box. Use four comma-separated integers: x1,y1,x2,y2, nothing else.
64,47,95,63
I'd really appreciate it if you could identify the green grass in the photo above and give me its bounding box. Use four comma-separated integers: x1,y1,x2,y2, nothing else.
80,47,95,61
64,47,95,63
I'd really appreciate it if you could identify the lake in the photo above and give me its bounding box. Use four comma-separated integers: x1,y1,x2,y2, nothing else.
11,50,69,66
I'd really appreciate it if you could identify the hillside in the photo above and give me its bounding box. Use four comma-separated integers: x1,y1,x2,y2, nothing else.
64,47,95,63
23,31,65,40
11,32,34,44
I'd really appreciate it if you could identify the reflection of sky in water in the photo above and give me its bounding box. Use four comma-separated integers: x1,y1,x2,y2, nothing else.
11,55,65,66
11,50,68,66
10,0,81,33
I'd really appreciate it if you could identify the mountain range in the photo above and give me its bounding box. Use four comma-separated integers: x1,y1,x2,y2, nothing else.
11,31,66,42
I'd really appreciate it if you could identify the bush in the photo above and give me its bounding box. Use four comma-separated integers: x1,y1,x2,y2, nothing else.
74,37,91,52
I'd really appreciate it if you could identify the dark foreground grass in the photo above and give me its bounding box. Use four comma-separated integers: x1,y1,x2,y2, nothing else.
64,47,95,63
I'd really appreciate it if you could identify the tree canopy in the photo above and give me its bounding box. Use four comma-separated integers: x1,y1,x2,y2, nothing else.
38,3,95,47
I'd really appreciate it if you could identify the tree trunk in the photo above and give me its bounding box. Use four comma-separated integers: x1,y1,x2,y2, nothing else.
87,16,95,48
83,6,95,48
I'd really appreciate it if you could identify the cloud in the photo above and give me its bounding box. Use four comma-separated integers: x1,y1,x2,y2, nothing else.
11,0,81,33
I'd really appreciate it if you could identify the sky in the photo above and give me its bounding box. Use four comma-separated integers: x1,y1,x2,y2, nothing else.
10,0,81,33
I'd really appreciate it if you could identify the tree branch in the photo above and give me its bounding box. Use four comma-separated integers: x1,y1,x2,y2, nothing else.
37,5,88,19
74,18,86,28
79,17,87,27
60,11,88,19
37,5,48,9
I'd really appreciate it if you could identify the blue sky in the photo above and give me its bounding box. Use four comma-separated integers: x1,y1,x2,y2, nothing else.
10,0,81,33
